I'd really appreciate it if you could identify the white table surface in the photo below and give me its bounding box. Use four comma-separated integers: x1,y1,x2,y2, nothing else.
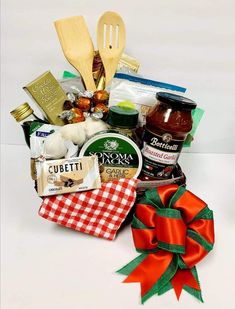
1,144,235,309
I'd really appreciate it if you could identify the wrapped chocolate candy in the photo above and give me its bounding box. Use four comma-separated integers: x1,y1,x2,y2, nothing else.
93,90,109,105
75,97,91,111
93,103,109,120
60,87,109,124
83,90,94,98
59,108,85,124
91,111,103,120
93,103,109,113
66,92,76,103
70,107,85,123
63,100,74,110
59,110,75,124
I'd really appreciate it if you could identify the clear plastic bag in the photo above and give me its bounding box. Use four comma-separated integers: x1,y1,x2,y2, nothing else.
108,73,186,127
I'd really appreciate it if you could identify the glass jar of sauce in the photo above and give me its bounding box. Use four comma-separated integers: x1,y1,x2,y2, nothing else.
140,92,196,180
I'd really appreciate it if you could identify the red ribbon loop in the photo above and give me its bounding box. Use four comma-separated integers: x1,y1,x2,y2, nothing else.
155,208,186,252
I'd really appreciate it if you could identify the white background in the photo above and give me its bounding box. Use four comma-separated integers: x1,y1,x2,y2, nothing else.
1,1,235,309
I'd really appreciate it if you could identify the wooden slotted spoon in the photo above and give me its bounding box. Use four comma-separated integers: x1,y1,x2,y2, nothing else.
54,16,96,91
97,11,126,87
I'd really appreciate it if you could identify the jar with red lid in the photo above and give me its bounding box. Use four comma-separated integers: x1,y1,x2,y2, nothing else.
140,92,197,180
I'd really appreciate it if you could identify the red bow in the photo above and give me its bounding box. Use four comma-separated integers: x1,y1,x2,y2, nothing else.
117,185,214,303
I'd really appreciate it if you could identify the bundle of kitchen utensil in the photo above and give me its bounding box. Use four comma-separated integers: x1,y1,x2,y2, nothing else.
55,11,126,90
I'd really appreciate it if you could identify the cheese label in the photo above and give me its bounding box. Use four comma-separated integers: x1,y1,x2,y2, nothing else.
79,132,142,182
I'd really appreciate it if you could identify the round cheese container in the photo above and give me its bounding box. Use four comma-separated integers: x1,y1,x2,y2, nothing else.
79,132,142,182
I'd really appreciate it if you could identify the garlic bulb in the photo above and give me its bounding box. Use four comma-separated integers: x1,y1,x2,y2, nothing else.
84,118,108,138
43,132,68,159
60,118,108,145
60,122,86,146
42,118,109,159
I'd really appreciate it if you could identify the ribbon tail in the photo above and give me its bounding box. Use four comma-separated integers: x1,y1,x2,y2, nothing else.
171,267,203,302
116,253,148,276
183,267,204,302
118,251,178,304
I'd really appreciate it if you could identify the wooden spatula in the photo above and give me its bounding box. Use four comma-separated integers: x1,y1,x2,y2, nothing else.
54,16,96,91
97,11,126,87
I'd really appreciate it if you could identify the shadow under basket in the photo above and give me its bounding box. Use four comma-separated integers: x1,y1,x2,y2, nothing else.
136,164,186,194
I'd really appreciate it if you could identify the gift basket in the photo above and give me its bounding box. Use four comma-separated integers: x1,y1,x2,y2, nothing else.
10,12,214,304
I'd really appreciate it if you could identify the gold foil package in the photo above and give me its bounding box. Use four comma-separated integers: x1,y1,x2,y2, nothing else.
117,53,140,73
23,71,67,126
36,156,101,196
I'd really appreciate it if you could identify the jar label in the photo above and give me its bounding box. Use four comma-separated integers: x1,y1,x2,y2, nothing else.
142,129,184,178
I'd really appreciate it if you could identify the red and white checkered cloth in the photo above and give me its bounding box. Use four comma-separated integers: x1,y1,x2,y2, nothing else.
38,178,138,240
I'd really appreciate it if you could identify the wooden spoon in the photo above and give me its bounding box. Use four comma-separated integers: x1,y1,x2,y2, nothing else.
54,16,96,91
97,11,126,87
